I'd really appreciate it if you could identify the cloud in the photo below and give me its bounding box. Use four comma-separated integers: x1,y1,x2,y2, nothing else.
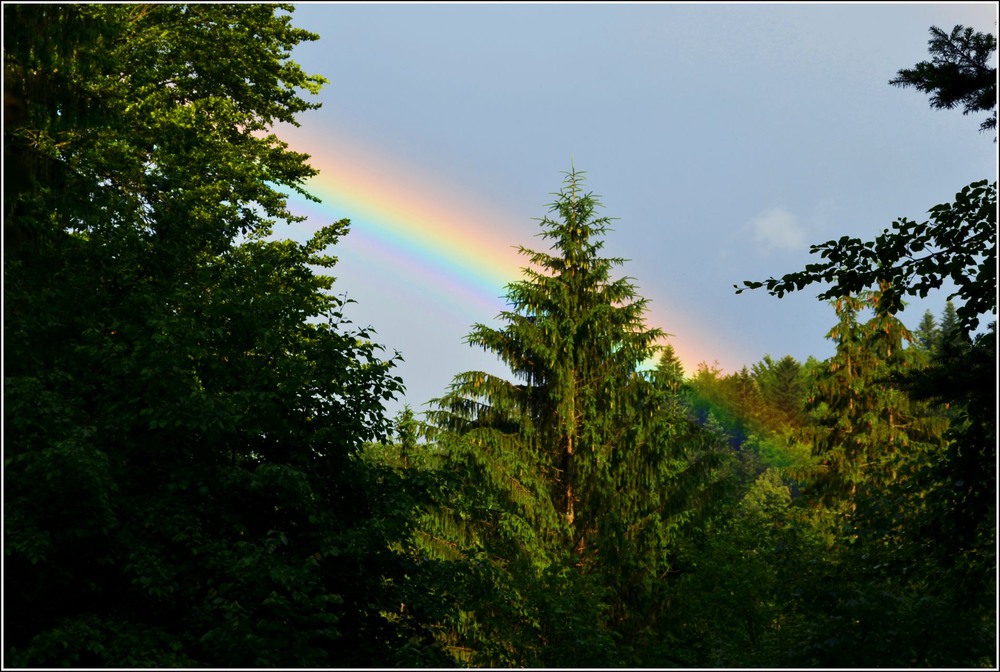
749,207,806,253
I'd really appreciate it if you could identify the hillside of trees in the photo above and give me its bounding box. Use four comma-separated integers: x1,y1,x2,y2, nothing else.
4,5,995,668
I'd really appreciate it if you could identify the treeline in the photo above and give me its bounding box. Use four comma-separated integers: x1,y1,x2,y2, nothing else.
362,288,993,667
4,5,995,668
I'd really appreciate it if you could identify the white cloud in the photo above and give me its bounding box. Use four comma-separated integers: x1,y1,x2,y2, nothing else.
749,207,806,254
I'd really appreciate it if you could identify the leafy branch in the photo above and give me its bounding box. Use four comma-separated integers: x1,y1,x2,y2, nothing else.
737,180,997,336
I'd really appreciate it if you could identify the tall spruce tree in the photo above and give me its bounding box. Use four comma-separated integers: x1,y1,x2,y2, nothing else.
802,289,946,510
417,169,726,665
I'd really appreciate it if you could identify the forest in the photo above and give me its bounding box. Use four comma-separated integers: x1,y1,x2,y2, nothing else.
4,5,996,668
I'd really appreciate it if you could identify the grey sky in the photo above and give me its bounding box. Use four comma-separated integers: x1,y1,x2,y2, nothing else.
278,2,998,417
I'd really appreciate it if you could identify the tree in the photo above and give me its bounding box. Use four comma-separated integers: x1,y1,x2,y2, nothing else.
686,363,754,449
655,343,686,396
736,179,996,336
413,169,727,665
783,293,991,667
4,4,327,260
913,309,939,354
4,5,404,666
736,24,997,335
889,25,997,136
753,354,807,427
799,289,947,509
735,32,996,652
898,320,997,666
936,299,971,355
659,467,819,667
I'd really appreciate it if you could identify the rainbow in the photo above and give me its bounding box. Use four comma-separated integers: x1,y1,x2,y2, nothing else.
275,122,723,374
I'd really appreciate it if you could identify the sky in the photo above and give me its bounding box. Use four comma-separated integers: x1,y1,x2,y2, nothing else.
273,2,998,417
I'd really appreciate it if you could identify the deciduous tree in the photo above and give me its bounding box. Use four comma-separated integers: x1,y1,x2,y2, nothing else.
4,5,403,666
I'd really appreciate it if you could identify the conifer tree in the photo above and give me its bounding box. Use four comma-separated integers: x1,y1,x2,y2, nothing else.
789,298,976,667
914,309,939,354
654,345,688,420
889,24,997,136
937,300,970,355
754,355,807,426
803,290,945,510
656,344,686,394
417,169,725,664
